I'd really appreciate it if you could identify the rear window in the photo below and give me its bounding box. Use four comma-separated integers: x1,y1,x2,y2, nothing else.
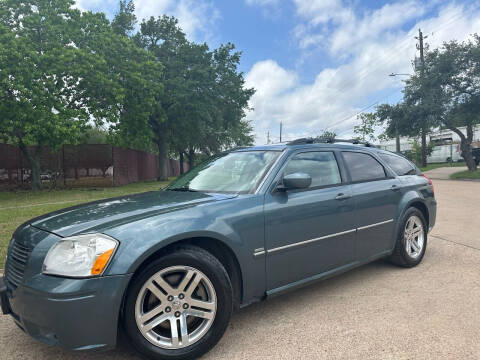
342,152,386,182
378,153,416,176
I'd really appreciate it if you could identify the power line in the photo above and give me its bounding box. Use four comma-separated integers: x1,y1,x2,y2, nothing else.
325,87,403,133
322,3,480,136
325,2,479,100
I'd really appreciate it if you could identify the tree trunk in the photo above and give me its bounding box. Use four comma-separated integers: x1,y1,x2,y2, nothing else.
18,142,42,190
157,128,168,181
449,125,477,171
179,151,184,175
187,148,195,169
421,128,427,168
30,156,41,190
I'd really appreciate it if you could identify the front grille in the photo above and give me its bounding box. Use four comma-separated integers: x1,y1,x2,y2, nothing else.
5,239,32,288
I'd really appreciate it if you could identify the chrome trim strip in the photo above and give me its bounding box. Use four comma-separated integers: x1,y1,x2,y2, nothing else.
253,251,266,258
357,219,394,231
267,229,357,254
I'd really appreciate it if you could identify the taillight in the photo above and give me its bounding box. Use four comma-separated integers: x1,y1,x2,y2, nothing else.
421,174,434,193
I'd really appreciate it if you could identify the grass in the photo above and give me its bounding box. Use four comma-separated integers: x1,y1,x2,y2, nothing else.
419,161,466,172
0,179,173,270
450,170,480,180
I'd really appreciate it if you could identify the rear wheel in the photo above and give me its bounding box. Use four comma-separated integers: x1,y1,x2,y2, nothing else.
388,208,427,267
123,246,233,360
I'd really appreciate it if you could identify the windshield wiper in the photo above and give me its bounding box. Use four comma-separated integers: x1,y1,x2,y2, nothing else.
166,186,198,192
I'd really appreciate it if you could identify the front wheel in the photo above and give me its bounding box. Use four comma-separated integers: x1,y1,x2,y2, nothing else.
123,246,233,360
388,208,427,267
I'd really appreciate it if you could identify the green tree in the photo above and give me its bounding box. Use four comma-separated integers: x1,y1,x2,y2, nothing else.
131,15,254,175
0,1,162,189
316,131,337,141
407,139,435,166
133,15,189,180
0,0,124,189
404,35,480,171
354,113,377,143
111,0,136,36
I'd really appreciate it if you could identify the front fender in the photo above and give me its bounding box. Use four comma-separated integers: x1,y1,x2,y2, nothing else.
101,194,266,305
112,230,243,275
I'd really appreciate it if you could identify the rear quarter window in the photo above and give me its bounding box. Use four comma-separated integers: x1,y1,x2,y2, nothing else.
378,153,416,176
342,151,386,182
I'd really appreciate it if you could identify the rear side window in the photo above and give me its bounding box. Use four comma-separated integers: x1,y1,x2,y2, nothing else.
378,153,415,176
284,151,341,188
342,152,386,182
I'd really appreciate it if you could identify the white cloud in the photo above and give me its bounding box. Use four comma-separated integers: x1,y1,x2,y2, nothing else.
246,2,480,144
75,0,219,42
294,0,353,26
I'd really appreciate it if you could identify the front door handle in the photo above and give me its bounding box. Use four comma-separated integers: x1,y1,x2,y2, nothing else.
391,185,400,191
335,193,351,201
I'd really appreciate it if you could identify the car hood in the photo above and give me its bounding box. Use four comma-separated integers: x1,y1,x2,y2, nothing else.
29,190,236,237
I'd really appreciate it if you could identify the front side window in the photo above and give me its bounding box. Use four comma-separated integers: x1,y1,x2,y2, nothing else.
283,151,341,188
378,153,416,176
166,151,280,194
342,151,386,182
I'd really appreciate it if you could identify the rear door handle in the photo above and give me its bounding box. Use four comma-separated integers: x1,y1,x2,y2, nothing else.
335,193,351,201
391,185,400,191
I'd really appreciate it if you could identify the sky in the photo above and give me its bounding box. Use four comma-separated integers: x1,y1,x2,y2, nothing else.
76,0,480,144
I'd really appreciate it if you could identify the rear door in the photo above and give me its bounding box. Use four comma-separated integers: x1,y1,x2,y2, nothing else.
264,150,356,291
341,151,402,261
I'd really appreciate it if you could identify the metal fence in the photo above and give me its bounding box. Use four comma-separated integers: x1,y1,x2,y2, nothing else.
0,143,186,188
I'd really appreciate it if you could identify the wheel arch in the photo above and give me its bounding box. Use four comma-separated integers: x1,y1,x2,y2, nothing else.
123,236,244,310
391,194,430,251
407,200,429,229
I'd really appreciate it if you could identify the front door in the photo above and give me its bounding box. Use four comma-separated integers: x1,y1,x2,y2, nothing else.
264,150,356,291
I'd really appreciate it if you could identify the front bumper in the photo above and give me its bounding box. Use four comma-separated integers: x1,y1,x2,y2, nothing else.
1,273,132,351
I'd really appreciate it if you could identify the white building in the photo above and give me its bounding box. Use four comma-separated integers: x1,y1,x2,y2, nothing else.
378,125,480,163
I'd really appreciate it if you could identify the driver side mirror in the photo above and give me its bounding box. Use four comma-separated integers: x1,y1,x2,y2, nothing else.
279,173,312,190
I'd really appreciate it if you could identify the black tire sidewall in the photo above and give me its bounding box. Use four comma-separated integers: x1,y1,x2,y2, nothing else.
398,208,428,266
123,247,233,360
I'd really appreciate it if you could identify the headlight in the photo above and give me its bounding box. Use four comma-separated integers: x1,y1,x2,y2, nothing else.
43,234,119,277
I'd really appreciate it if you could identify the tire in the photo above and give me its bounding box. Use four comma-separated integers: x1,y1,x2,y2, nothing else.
388,207,427,267
123,246,233,360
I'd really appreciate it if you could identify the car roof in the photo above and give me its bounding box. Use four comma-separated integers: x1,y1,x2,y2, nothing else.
234,142,384,153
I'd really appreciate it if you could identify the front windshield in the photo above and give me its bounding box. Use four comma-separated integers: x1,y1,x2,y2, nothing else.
167,151,280,194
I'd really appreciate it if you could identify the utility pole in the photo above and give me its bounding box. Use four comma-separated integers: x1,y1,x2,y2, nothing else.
267,131,270,144
279,122,283,143
395,119,400,153
415,28,428,167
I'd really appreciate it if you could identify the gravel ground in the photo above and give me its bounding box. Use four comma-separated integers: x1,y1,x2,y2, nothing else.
1,179,479,359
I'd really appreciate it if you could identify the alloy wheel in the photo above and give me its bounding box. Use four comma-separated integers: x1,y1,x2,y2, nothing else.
404,215,425,259
135,265,217,349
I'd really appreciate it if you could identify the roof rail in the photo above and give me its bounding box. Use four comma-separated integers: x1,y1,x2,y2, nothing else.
287,137,376,147
287,137,315,145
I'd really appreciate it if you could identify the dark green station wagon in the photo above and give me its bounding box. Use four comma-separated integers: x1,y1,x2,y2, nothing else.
1,138,436,360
